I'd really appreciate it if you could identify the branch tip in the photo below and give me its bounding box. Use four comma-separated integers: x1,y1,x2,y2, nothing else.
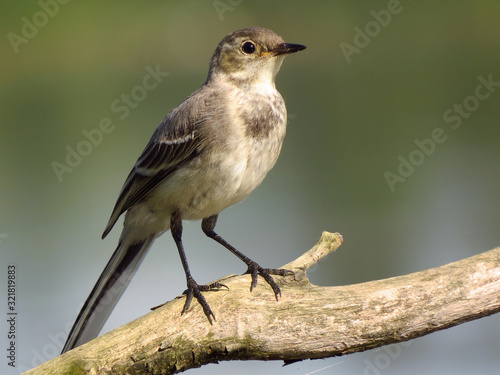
283,231,343,271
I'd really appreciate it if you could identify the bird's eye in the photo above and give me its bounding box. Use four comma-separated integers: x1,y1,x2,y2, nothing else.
241,41,256,54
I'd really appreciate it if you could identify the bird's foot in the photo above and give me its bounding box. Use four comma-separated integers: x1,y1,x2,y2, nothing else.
182,277,228,324
245,261,294,300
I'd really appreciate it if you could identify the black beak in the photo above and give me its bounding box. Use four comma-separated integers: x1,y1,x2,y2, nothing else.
272,43,307,56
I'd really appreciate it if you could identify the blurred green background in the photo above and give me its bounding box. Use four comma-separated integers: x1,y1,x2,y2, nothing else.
1,1,499,374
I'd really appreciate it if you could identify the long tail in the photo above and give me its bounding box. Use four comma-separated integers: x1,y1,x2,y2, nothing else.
61,236,155,353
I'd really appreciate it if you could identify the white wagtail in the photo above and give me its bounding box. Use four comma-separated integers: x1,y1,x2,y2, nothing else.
62,27,306,353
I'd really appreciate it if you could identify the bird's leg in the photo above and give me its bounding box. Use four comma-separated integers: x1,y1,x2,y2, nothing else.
201,215,293,300
170,212,227,324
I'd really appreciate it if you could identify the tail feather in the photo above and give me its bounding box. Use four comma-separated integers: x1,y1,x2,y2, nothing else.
61,236,155,353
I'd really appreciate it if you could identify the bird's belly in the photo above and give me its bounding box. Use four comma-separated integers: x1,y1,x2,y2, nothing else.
232,141,280,202
148,136,281,221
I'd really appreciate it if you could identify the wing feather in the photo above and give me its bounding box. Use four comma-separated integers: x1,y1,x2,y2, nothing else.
102,86,221,238
101,89,215,238
102,132,199,239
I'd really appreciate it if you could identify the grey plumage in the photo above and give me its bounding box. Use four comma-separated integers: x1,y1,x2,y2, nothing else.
62,27,305,353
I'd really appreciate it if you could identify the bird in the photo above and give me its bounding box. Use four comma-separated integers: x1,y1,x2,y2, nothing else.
61,27,306,353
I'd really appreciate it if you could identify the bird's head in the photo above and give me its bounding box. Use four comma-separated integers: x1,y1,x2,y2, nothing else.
207,27,306,88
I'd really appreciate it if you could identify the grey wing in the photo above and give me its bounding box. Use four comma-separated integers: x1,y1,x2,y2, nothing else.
102,127,200,239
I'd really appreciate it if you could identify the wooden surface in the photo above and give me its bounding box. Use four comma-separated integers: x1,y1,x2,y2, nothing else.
24,232,500,374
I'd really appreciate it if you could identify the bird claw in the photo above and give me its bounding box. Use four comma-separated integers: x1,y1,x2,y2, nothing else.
245,261,294,301
182,278,228,324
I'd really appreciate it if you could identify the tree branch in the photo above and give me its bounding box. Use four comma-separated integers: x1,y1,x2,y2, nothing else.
24,231,500,374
